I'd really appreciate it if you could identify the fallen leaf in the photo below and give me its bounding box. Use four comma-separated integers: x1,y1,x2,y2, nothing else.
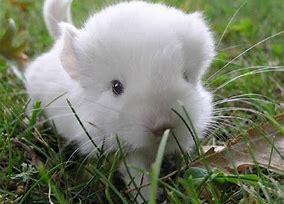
0,19,28,67
16,185,25,195
192,115,284,174
202,145,226,155
8,0,31,12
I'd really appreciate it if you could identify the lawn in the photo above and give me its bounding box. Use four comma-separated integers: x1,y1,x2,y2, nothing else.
0,0,283,203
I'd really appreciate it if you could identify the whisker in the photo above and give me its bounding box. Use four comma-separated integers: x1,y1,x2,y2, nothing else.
205,117,250,140
204,121,237,140
211,115,253,123
213,97,277,111
209,66,284,85
213,93,272,105
212,67,284,93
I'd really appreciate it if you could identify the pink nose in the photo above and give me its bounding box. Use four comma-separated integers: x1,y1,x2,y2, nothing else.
151,124,173,136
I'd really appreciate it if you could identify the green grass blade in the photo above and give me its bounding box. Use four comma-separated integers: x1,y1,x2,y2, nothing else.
116,136,147,203
66,99,104,157
149,129,170,204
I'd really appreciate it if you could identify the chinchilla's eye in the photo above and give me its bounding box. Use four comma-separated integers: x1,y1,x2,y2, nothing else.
183,71,189,82
111,80,124,96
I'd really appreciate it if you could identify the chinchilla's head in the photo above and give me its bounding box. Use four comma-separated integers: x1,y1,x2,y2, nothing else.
59,1,215,153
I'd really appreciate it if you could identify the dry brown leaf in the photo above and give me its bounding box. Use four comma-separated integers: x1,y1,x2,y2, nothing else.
202,145,226,155
192,115,284,174
8,0,31,12
0,19,29,67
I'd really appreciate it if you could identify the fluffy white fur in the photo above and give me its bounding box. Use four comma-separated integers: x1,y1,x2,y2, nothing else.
25,0,215,201
43,0,73,38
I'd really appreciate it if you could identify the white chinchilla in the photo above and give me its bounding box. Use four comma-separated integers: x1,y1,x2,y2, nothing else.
25,0,215,201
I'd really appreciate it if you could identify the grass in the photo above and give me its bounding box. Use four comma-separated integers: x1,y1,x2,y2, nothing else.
0,0,283,203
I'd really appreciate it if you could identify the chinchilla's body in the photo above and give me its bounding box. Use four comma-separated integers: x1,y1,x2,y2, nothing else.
25,0,215,200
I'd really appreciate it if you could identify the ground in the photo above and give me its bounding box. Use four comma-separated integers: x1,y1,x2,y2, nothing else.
0,0,283,203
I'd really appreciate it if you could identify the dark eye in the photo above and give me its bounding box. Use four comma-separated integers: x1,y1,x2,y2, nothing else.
183,71,189,82
111,80,124,96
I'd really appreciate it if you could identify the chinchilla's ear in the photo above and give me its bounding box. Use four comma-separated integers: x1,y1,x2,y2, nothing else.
182,12,215,83
60,23,79,79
